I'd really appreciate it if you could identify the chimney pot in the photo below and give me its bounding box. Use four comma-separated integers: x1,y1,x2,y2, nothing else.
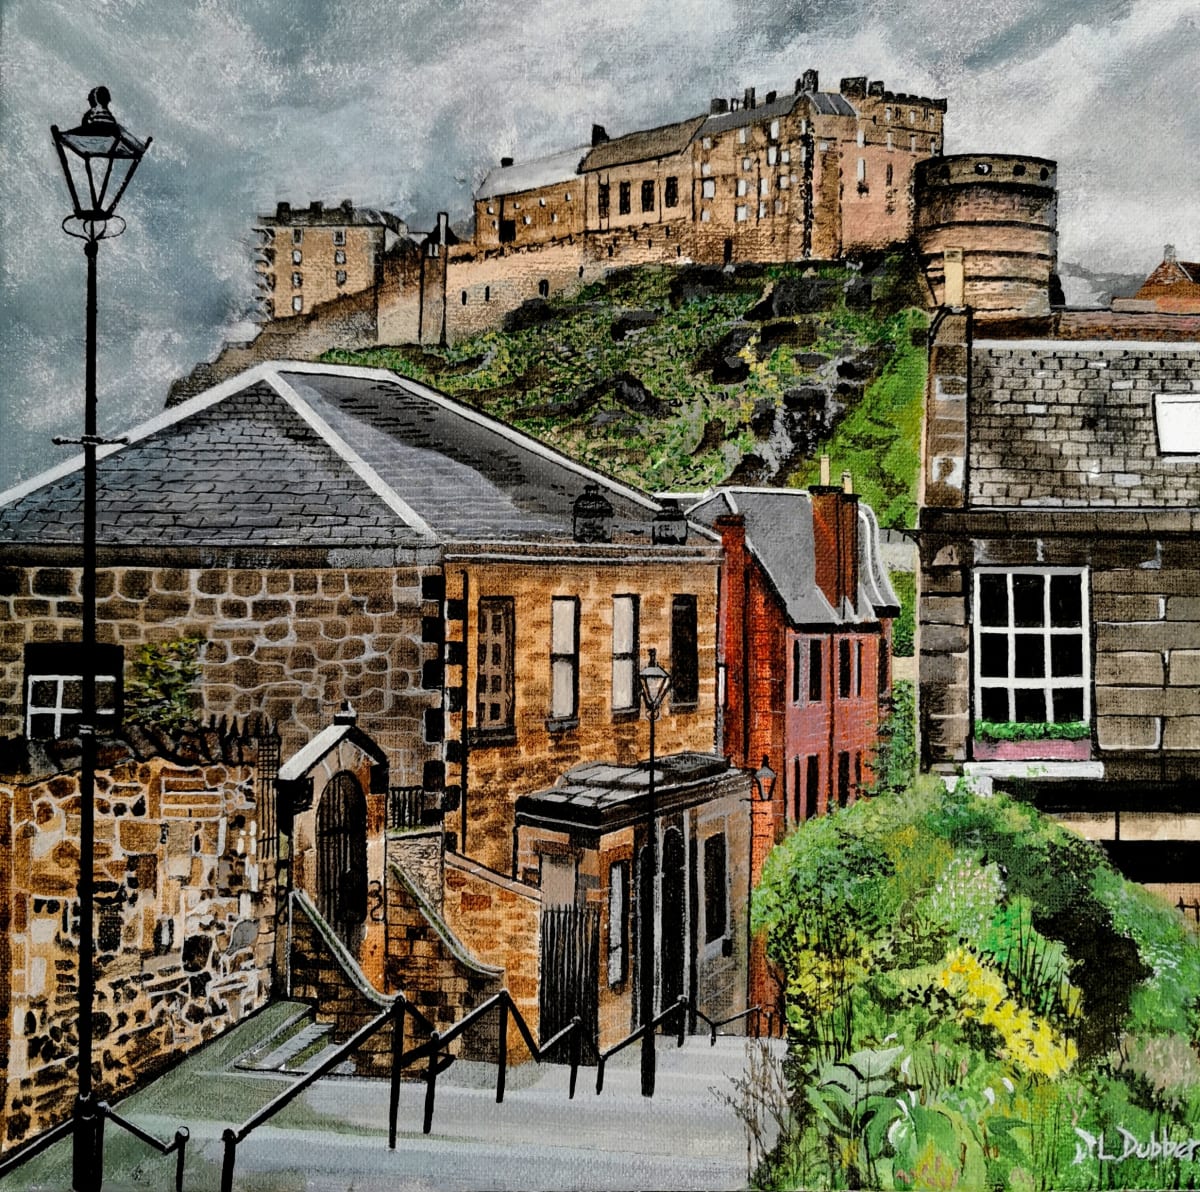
798,68,819,94
820,454,831,486
744,86,756,110
591,123,609,146
340,198,353,213
710,97,729,114
1165,243,1177,262
500,156,514,168
842,470,853,494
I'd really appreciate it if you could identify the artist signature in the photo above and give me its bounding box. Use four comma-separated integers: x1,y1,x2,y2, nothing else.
1074,1127,1200,1164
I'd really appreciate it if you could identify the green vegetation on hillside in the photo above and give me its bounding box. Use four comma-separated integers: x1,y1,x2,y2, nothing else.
324,255,928,525
751,781,1200,1191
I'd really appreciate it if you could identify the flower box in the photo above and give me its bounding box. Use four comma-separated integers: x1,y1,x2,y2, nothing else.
971,737,1092,762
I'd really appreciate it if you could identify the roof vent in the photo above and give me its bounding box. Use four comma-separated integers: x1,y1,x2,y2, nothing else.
651,499,688,546
572,484,614,543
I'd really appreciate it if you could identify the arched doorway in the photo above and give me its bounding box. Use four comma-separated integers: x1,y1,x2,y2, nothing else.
659,826,686,1022
316,771,367,949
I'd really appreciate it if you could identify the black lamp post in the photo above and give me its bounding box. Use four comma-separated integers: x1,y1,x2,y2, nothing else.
51,87,150,1192
637,648,671,1098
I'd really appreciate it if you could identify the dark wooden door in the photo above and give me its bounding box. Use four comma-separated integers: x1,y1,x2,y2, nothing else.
539,904,600,1062
659,827,686,1025
316,771,367,948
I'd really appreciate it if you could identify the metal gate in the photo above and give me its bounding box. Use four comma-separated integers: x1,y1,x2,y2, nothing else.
539,904,600,1062
316,770,367,949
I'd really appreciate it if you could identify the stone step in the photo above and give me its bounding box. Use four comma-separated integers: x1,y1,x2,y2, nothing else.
242,1021,334,1072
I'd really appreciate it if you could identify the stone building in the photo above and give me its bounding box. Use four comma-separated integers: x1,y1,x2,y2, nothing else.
0,359,750,1105
254,200,407,319
918,314,1200,899
474,144,590,251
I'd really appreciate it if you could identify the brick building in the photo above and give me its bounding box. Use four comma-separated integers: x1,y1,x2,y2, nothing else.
1116,244,1200,315
0,359,747,1078
919,314,1200,896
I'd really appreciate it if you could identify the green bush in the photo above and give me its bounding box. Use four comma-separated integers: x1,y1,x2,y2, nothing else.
975,720,1090,742
752,780,1200,1190
124,635,205,730
889,572,915,657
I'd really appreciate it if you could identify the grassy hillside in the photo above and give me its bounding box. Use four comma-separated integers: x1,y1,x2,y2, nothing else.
324,253,928,526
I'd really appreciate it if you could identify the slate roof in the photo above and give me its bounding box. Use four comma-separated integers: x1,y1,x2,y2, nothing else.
581,116,707,172
701,90,855,138
515,752,745,832
686,487,897,627
0,363,683,552
474,145,589,201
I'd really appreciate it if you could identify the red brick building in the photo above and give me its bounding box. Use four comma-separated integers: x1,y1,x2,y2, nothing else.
686,484,898,1014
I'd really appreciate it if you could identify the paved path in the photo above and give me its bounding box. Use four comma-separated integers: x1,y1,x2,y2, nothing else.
4,1004,784,1191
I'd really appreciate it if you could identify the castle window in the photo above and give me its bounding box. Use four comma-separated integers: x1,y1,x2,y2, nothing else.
817,141,828,152
336,270,347,286
700,208,711,222
334,249,346,265
908,109,915,123
769,119,780,141
857,158,867,183
778,175,789,190
539,197,546,206
538,278,550,297
492,220,497,229
702,136,712,150
1013,163,1026,177
886,132,893,151
975,161,992,175
487,204,494,214
760,177,769,195
742,156,752,171
910,134,917,151
701,162,712,177
664,176,678,208
618,181,631,215
640,179,654,213
292,228,303,245
780,149,790,165
24,643,123,740
484,285,490,301
774,198,783,215
735,204,748,222
885,106,892,122
932,139,940,154
292,296,302,312
292,249,302,265
758,200,767,218
551,212,558,223
513,201,520,209
523,215,532,225
292,272,302,288
461,290,467,305
701,179,716,199
738,127,747,144
885,163,893,187
564,191,572,201
333,228,346,246
857,127,865,147
736,178,748,197
598,183,610,219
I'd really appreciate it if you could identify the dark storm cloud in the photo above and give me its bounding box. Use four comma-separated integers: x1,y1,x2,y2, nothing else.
1,0,1196,489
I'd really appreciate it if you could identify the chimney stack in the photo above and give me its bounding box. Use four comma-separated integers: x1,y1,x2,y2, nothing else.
868,80,885,97
744,86,756,110
710,97,729,114
842,470,853,494
1165,243,1177,262
309,200,323,216
275,201,291,221
820,454,831,486
798,68,819,94
592,123,609,146
765,90,777,104
500,156,514,168
840,76,867,97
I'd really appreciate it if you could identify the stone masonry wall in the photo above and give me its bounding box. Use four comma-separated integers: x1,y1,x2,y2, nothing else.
0,734,274,1148
0,562,442,787
969,342,1200,506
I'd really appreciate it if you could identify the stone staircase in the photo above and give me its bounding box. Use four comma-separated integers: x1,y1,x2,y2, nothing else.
233,1002,355,1076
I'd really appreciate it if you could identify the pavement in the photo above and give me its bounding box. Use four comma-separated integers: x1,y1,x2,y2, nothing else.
1,1002,786,1192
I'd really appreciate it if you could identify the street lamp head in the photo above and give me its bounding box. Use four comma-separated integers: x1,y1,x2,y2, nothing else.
753,755,777,801
639,648,672,715
52,86,151,234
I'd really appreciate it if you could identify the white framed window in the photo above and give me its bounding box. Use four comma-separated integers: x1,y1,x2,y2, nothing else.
701,136,712,150
703,833,728,946
767,146,777,166
769,118,780,141
738,127,747,144
758,200,767,218
292,228,303,245
25,643,122,739
291,272,302,288
973,569,1090,727
539,197,546,206
292,295,303,312
857,127,865,147
334,249,346,265
332,228,346,246
550,596,579,722
857,158,867,183
760,177,769,195
335,270,347,286
735,204,748,222
742,156,752,171
700,208,711,222
1155,394,1200,453
612,595,639,713
780,149,790,165
701,178,715,199
779,175,789,190
736,178,748,197
291,249,302,265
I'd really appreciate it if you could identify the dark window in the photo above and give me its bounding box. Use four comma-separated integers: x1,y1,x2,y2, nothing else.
856,641,864,696
476,597,515,732
460,290,467,305
792,639,802,703
808,641,823,702
664,176,678,208
885,163,894,187
24,642,123,739
598,183,610,220
499,219,516,243
854,752,863,795
838,639,852,698
607,860,629,985
618,181,631,215
703,834,727,943
538,278,550,298
550,596,580,722
806,756,819,819
792,757,801,821
670,595,699,706
640,179,655,213
975,570,1089,727
837,752,850,807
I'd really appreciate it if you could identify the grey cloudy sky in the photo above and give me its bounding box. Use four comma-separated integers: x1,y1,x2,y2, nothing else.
1,0,1197,489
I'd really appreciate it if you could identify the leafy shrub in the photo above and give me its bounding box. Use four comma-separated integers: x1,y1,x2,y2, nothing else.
124,635,205,730
752,780,1200,1190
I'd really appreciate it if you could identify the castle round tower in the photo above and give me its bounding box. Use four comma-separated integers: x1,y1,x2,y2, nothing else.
915,154,1058,317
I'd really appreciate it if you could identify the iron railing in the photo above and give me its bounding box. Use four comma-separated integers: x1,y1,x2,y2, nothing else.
1178,898,1200,925
0,1102,188,1192
220,989,584,1192
387,785,426,831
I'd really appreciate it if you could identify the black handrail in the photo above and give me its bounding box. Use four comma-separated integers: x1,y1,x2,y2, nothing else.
692,1003,776,1045
0,1102,188,1192
595,996,688,1094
